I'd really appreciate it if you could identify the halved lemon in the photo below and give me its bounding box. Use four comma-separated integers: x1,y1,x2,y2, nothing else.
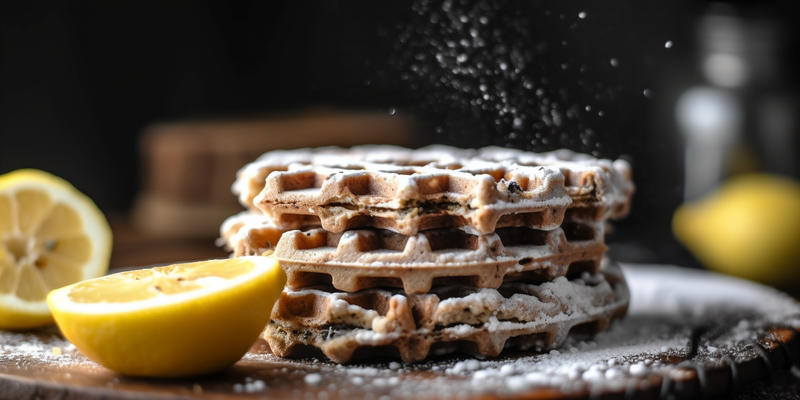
0,169,112,330
47,256,286,377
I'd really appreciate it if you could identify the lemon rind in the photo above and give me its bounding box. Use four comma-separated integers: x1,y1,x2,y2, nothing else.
0,293,51,314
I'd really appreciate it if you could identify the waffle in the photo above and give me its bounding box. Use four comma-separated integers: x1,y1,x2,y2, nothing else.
250,147,632,235
269,221,606,293
232,145,474,212
265,258,628,363
235,146,633,215
217,211,295,255
476,147,633,221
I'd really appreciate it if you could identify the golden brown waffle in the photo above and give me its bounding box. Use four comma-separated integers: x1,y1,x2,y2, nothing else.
476,147,634,221
265,258,628,363
234,146,634,214
270,222,606,293
233,145,473,212
254,161,570,235
217,211,296,255
249,147,632,235
219,211,259,249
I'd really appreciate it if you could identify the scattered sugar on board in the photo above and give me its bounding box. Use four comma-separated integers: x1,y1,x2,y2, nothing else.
237,315,729,397
304,373,322,385
0,328,96,368
233,379,267,393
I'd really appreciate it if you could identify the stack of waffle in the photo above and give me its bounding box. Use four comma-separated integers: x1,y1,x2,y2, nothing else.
220,145,634,363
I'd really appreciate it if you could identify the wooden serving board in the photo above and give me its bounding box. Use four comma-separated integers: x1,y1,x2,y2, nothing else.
2,264,800,400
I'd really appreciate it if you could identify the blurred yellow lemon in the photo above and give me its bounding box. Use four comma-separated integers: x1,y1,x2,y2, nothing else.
673,174,800,286
47,256,285,377
0,169,111,329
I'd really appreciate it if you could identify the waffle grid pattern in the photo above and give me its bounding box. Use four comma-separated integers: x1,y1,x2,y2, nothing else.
220,145,633,363
265,260,629,363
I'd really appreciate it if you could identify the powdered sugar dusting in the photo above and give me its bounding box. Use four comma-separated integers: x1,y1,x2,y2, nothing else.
0,328,95,368
626,264,800,319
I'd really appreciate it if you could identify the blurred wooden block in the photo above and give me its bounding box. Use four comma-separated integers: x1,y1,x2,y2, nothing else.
108,214,229,268
132,110,412,238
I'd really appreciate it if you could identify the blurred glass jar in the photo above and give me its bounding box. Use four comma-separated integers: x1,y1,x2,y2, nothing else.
675,2,799,201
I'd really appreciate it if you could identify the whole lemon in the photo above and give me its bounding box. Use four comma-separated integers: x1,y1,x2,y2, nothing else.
673,174,800,287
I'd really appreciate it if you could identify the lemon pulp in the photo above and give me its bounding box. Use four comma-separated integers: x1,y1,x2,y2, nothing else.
0,169,111,329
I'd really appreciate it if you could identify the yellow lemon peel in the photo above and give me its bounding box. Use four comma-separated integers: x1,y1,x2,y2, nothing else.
673,173,800,286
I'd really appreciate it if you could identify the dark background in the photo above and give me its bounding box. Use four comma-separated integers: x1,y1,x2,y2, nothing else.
2,0,799,268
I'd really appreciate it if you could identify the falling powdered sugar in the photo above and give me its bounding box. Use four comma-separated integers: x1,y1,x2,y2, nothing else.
390,1,624,155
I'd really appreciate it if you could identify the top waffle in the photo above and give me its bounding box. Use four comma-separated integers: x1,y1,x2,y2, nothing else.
243,146,633,235
233,145,475,211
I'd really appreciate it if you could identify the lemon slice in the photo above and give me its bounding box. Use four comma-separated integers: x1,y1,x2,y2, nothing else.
0,169,112,330
47,256,286,377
